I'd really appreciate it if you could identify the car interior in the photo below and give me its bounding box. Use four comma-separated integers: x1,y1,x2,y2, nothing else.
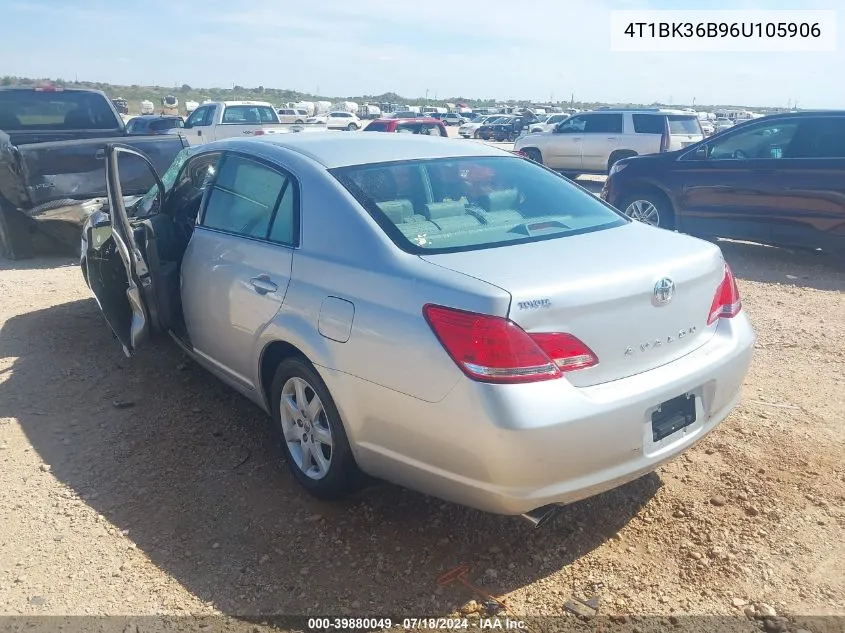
87,151,219,345
341,159,610,249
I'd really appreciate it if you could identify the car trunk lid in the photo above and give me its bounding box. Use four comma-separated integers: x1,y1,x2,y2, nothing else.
420,222,726,388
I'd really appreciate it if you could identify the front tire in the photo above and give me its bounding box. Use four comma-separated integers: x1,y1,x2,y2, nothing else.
620,190,675,229
271,358,362,500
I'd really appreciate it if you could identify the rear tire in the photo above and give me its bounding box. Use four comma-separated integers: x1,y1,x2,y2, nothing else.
347,123,358,131
619,190,675,230
270,357,362,500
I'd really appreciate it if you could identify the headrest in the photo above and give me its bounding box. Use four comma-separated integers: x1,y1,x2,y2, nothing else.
480,188,519,212
425,200,467,220
376,199,414,224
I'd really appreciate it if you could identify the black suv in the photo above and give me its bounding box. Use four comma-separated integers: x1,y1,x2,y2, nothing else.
602,110,845,255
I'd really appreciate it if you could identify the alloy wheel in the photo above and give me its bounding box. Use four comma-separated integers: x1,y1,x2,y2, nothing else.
279,376,333,480
624,199,661,226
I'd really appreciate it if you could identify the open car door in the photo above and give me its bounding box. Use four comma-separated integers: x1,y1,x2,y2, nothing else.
87,143,166,356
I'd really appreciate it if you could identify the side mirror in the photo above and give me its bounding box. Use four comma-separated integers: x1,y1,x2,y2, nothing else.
183,120,193,129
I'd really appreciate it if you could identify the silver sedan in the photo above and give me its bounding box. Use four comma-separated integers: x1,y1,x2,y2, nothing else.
82,133,755,525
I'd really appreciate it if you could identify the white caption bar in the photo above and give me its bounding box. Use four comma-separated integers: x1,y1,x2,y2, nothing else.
610,10,837,52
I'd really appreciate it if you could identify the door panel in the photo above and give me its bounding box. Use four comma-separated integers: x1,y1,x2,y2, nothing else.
184,106,213,145
181,231,293,387
580,114,624,172
94,144,166,354
545,116,586,169
766,160,845,249
677,159,779,244
180,152,297,387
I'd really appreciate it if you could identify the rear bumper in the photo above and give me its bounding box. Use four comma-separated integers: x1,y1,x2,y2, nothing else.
321,313,756,515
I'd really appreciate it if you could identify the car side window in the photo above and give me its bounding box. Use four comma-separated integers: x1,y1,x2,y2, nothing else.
557,115,587,133
706,121,800,160
186,107,208,127
201,154,288,239
584,114,624,134
632,114,664,134
782,118,845,159
267,179,297,245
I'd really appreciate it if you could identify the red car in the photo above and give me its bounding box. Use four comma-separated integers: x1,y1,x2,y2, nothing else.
363,117,447,136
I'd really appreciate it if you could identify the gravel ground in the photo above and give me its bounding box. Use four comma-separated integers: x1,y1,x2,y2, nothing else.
0,223,843,629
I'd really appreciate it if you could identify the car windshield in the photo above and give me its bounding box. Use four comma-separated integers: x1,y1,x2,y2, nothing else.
331,156,626,254
133,148,193,217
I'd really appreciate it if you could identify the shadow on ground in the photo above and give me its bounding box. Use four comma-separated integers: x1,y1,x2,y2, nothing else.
1,296,659,617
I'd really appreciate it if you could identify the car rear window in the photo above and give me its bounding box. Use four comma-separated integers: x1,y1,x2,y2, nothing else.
331,156,626,254
0,90,122,131
668,115,702,135
149,118,183,131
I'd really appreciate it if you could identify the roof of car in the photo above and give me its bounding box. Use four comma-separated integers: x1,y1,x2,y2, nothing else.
130,114,182,120
229,133,510,168
753,110,845,117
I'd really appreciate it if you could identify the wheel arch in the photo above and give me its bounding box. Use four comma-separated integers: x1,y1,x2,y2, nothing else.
258,339,311,411
607,149,638,172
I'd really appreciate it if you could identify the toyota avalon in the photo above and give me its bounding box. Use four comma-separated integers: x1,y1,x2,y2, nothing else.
80,134,755,525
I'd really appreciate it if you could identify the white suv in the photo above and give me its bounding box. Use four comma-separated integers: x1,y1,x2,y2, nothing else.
326,111,361,131
514,109,704,175
276,108,307,124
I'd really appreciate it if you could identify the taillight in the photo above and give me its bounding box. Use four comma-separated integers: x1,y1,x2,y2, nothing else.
513,149,529,158
660,118,670,152
707,264,742,325
423,304,598,384
253,129,265,136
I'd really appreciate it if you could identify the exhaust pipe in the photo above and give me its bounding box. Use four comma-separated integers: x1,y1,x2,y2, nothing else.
520,504,560,528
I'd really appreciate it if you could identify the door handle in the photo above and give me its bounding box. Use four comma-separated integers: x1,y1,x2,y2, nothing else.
249,275,278,295
95,149,105,160
197,129,202,136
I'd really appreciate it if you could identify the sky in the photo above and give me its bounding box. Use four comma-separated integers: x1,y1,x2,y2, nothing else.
1,0,842,107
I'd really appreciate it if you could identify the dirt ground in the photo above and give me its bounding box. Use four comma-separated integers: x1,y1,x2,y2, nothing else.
0,220,843,629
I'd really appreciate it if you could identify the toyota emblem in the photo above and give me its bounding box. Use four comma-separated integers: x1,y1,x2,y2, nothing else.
653,277,675,305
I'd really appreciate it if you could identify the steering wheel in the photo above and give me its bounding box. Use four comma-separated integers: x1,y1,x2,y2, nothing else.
732,149,749,160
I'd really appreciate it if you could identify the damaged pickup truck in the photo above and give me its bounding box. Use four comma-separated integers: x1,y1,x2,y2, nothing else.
0,85,187,259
